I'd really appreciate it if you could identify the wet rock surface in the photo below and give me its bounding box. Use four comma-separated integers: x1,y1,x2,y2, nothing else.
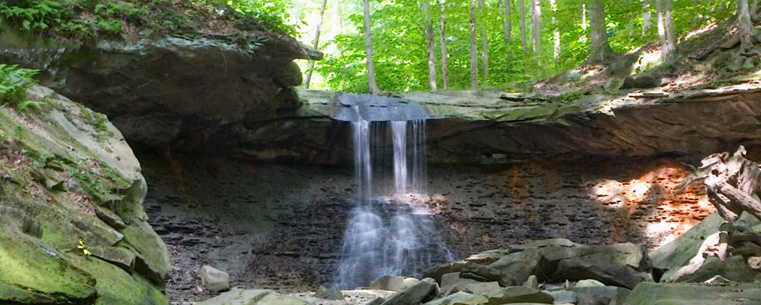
140,152,716,303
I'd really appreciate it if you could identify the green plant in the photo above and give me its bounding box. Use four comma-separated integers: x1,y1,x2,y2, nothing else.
0,64,39,107
0,0,66,30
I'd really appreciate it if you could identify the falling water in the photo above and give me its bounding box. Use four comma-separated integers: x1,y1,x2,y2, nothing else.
391,121,408,194
334,111,454,289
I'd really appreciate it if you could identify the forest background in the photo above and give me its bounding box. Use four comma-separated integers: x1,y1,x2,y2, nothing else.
0,0,744,93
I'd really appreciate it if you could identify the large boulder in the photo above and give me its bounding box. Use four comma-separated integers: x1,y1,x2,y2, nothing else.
0,85,169,304
624,282,761,305
381,278,440,305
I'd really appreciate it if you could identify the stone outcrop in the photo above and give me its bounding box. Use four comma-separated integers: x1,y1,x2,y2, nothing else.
0,26,321,157
0,85,169,304
426,238,653,291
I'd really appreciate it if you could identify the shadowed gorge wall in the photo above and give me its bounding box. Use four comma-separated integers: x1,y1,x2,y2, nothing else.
139,151,714,296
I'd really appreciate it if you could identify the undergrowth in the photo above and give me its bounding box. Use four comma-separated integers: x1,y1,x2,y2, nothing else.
0,0,293,42
0,64,41,109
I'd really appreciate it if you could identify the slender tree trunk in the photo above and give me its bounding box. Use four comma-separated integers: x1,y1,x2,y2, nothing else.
470,0,478,90
424,1,438,91
520,0,527,54
664,0,676,54
531,0,541,60
363,0,380,94
739,0,757,52
589,0,613,62
752,0,759,24
304,0,328,89
439,0,450,90
656,0,676,61
642,0,651,34
337,0,344,32
503,0,512,68
531,0,542,58
551,0,559,61
656,0,669,56
478,0,489,78
581,3,587,43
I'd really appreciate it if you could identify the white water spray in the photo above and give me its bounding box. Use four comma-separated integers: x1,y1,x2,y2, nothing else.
334,116,453,289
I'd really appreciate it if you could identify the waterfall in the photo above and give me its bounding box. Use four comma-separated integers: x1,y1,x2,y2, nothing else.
334,108,453,289
391,121,408,194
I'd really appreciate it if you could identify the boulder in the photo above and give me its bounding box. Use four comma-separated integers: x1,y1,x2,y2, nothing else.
571,286,630,305
460,262,510,286
200,265,231,293
424,262,467,285
536,240,653,289
523,275,539,289
650,213,724,280
489,248,542,285
371,275,405,291
624,282,761,305
464,249,514,265
315,286,343,300
197,289,310,305
403,278,421,289
485,286,554,305
447,281,502,296
424,292,489,305
621,76,660,89
381,278,439,305
575,279,605,288
546,290,578,304
673,255,761,283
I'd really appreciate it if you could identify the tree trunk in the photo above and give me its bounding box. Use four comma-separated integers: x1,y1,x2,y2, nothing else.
363,0,380,94
531,0,541,60
337,0,344,32
304,0,328,89
470,0,478,90
581,3,587,43
439,0,450,90
551,0,559,62
503,0,512,68
588,0,612,62
664,0,676,56
424,1,438,91
479,0,489,78
656,0,670,58
752,0,759,24
642,0,651,34
740,0,756,52
520,0,527,54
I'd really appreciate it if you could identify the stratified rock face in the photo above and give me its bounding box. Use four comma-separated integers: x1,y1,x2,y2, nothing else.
0,28,320,155
0,86,169,304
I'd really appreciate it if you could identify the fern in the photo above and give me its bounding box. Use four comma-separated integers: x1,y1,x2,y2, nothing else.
0,64,39,107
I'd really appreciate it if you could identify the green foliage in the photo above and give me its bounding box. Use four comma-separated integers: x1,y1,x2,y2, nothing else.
312,0,740,93
0,64,39,108
0,0,296,41
232,0,300,36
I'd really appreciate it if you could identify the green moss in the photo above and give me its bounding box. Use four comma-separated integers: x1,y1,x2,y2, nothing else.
68,254,167,305
0,223,97,303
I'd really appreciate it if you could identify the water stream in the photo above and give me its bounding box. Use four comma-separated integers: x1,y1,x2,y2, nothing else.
333,94,454,289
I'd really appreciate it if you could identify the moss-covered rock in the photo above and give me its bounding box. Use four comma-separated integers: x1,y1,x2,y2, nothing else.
0,85,169,304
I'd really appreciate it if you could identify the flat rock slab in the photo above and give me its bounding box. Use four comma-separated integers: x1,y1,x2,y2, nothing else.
625,282,761,305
